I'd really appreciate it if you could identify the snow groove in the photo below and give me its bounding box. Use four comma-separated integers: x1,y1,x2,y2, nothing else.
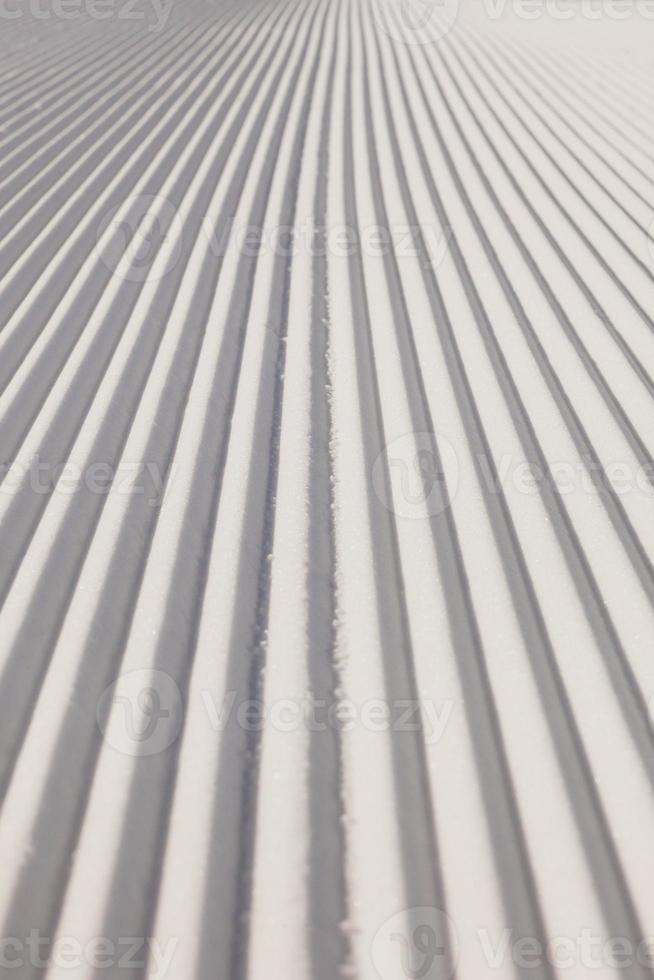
0,2,653,979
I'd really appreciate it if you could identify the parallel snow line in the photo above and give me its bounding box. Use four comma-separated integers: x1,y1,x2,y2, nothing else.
0,1,316,972
438,38,654,334
0,24,133,101
0,17,230,215
0,16,246,259
469,36,653,253
0,5,263,373
0,24,167,137
436,38,654,427
535,45,654,125
0,23,200,170
525,43,654,145
0,0,303,780
217,7,331,979
0,7,284,498
349,0,449,929
430,40,654,544
304,11,352,977
378,17,630,974
0,5,653,980
398,27,654,758
476,36,654,220
501,36,654,180
450,34,654,313
398,19,652,936
380,16,654,970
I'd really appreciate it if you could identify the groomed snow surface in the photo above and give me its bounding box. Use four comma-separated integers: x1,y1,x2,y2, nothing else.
0,1,654,978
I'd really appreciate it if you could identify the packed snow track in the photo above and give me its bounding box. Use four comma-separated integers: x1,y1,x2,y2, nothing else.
0,2,654,979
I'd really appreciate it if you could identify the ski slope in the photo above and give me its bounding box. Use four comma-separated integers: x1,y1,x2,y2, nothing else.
0,1,654,978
